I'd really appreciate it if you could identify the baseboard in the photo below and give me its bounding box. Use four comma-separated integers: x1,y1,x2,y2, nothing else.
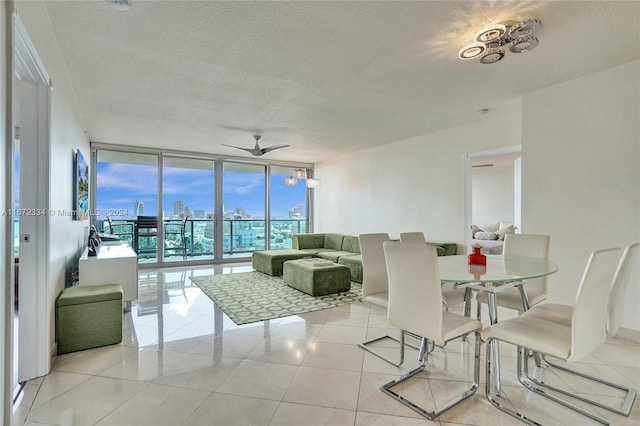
616,327,640,343
50,342,58,366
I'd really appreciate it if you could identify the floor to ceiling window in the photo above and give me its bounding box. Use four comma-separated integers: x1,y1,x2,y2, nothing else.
162,157,215,262
95,151,159,262
270,166,307,249
93,146,312,266
222,163,266,259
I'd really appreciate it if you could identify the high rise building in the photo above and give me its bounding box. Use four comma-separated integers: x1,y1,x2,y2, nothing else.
173,200,184,217
289,203,303,218
133,200,144,216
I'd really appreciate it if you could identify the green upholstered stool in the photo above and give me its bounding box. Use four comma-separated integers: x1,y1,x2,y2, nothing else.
283,259,351,296
57,284,123,354
252,249,310,276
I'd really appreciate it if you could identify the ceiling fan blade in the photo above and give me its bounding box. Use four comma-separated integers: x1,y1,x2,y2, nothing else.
221,144,257,154
260,144,290,154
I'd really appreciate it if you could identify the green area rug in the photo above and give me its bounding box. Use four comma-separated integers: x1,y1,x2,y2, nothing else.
190,271,362,325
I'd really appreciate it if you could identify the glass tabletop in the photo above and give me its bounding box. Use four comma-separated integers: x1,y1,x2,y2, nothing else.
438,255,558,285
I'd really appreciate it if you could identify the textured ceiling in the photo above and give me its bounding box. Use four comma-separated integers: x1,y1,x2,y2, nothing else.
42,1,640,163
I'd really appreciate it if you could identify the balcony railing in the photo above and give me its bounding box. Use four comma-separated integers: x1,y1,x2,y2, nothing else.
100,218,307,261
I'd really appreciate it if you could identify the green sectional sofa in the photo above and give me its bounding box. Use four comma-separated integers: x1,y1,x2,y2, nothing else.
294,233,363,282
252,233,457,283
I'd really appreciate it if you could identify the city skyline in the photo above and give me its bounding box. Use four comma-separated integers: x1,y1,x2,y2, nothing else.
96,162,307,219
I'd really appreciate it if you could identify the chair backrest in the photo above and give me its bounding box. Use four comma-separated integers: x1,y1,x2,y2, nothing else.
607,243,639,336
107,216,114,234
384,241,444,341
503,233,550,295
503,233,550,258
137,215,158,230
359,233,390,299
399,232,426,244
569,247,621,361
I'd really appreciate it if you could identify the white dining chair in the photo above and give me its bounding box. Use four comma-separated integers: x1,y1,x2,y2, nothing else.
398,232,426,244
358,233,417,366
482,247,621,425
524,242,638,416
381,241,482,420
476,233,550,321
399,232,467,310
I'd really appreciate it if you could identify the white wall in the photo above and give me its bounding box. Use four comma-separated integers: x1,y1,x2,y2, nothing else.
15,1,90,360
315,110,521,244
472,164,514,226
522,60,640,331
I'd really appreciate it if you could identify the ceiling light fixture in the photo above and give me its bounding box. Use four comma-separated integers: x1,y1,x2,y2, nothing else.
284,168,317,188
292,168,306,179
306,178,320,189
284,176,298,186
106,0,130,11
458,19,541,64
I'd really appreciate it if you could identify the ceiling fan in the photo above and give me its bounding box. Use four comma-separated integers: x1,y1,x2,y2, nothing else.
222,135,289,157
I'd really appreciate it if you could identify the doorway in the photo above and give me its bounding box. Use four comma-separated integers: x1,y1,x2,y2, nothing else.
11,14,52,401
463,145,521,252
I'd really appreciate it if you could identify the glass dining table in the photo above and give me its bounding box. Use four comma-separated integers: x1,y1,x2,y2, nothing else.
438,254,559,395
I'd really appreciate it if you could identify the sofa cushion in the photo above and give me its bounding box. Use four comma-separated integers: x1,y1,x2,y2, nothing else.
252,249,311,276
293,233,326,250
341,235,360,254
427,244,445,256
338,254,363,283
427,241,457,256
317,251,354,262
495,225,516,241
324,233,345,250
300,248,332,255
480,222,500,232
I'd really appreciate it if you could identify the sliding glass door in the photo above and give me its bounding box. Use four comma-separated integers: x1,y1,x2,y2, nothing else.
95,151,159,261
222,163,266,259
162,157,215,262
93,146,312,265
270,166,307,248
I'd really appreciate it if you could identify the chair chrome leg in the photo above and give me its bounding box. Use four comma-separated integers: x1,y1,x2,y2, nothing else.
526,355,637,417
463,288,472,318
485,340,550,426
358,330,419,367
382,332,480,420
514,347,611,425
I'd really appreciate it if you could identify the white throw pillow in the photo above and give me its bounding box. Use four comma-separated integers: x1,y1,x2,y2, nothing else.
495,225,516,241
480,222,500,232
474,231,498,240
499,221,514,230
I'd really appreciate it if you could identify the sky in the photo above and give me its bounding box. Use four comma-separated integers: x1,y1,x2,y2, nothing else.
95,162,307,219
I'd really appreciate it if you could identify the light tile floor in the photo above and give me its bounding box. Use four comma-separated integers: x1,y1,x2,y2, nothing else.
13,263,640,425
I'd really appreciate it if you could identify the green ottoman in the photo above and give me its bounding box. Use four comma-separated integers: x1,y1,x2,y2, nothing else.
283,259,351,296
252,249,310,276
57,284,123,354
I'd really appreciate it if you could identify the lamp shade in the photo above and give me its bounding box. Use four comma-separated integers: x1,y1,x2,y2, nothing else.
306,178,320,189
293,168,306,179
284,176,297,186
